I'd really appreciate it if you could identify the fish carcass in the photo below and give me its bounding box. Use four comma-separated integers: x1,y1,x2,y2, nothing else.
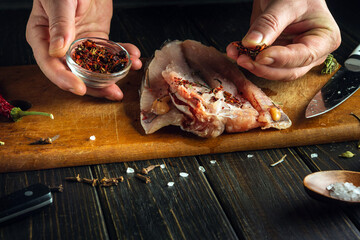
140,40,291,138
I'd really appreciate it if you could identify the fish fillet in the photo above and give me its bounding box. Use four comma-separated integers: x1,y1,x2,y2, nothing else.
140,40,291,138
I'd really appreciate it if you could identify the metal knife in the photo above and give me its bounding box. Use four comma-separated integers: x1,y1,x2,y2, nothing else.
0,183,53,224
305,45,360,118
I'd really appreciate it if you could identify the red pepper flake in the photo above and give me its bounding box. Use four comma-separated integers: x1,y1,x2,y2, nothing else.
232,41,268,60
72,40,129,74
223,91,241,106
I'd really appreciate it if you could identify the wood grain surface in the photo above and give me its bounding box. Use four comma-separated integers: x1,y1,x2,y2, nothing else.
0,62,359,173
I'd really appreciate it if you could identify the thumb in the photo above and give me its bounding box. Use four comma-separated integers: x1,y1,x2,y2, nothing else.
46,0,76,57
242,0,299,48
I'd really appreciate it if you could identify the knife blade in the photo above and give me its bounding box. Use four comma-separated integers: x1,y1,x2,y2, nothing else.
305,45,360,118
0,183,53,224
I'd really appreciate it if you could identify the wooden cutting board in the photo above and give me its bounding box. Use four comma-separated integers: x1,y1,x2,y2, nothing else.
0,64,359,173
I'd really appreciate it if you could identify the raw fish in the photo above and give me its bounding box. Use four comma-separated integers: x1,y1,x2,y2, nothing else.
140,40,291,138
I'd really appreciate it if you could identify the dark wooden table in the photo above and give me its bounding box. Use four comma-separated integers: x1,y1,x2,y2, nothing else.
1,1,360,239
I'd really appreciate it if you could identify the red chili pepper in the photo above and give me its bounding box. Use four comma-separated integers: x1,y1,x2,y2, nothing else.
0,94,53,122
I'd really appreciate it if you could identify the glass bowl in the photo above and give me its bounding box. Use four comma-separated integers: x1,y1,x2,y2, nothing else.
66,37,132,88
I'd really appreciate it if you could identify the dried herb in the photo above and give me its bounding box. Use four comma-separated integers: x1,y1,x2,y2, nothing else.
232,41,268,60
49,184,64,193
99,176,124,187
270,154,287,167
83,178,99,187
321,54,339,74
65,174,124,187
339,151,355,158
30,135,59,145
65,174,82,182
72,39,129,73
135,173,151,183
0,94,53,122
141,164,160,175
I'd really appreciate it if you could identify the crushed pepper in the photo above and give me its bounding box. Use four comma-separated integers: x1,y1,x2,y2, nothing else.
72,39,129,74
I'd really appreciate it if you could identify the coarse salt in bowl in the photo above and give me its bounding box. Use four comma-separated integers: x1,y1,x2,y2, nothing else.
66,37,132,88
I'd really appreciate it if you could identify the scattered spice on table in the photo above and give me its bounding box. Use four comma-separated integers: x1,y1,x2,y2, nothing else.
270,154,287,167
100,177,124,187
0,94,53,122
339,151,355,158
321,54,339,74
199,166,206,173
83,178,99,187
167,182,175,187
72,39,129,74
126,167,135,174
232,41,268,60
135,173,151,183
65,174,124,187
141,164,160,175
179,172,189,178
30,135,60,145
49,184,64,193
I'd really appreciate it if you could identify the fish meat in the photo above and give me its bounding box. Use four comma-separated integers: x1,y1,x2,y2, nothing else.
140,40,291,138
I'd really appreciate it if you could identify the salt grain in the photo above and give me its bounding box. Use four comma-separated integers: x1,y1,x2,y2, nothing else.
327,182,360,201
310,153,318,158
179,172,189,178
160,164,166,169
210,160,217,164
199,166,206,172
89,135,96,141
126,167,135,174
167,182,175,187
247,154,254,158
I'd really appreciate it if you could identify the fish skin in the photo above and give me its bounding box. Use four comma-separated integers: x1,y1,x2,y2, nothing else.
140,40,292,137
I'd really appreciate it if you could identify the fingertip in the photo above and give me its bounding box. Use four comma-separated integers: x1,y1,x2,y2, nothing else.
130,58,143,70
242,31,264,48
69,83,87,96
86,84,124,101
226,42,239,60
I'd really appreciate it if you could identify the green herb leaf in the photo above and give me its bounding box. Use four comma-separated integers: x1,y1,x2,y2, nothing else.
321,54,339,75
339,151,355,158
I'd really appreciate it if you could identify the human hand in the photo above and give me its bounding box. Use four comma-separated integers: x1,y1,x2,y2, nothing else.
26,0,142,101
226,0,341,81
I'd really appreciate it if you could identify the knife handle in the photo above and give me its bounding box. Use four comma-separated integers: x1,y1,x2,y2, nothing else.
0,183,53,224
345,44,360,72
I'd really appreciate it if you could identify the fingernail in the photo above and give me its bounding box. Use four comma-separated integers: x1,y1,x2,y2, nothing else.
243,31,264,45
258,57,274,65
49,37,65,55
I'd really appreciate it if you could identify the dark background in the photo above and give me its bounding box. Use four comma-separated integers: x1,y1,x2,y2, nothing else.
0,0,359,67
